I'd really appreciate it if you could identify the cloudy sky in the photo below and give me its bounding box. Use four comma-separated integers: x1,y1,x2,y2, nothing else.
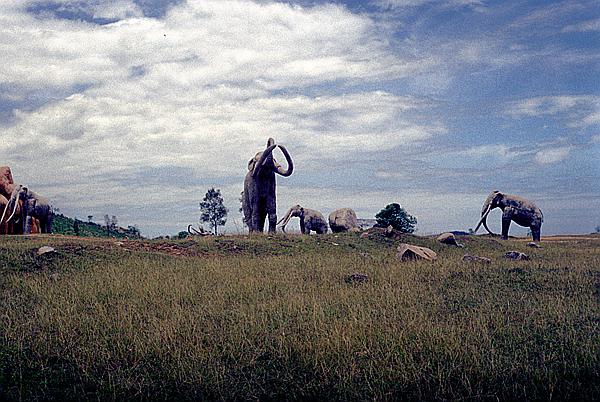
0,0,598,237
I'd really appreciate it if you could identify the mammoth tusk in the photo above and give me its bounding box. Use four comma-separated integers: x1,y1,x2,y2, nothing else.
274,145,293,176
0,202,10,225
6,195,20,224
474,204,491,233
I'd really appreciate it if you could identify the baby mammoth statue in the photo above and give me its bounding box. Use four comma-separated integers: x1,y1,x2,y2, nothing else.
277,205,328,234
475,191,543,242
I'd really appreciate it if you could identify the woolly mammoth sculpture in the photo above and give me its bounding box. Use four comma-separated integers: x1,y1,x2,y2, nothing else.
242,138,293,233
278,205,328,234
4,185,54,234
328,208,359,233
475,191,543,242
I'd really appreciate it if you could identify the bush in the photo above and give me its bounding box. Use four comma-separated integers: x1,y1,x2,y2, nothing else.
375,203,417,233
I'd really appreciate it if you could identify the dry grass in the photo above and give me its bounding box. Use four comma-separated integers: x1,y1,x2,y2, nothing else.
1,233,599,401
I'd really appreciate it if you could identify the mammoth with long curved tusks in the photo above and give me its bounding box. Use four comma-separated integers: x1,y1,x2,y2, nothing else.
3,185,54,234
242,138,293,233
277,204,328,234
474,191,543,242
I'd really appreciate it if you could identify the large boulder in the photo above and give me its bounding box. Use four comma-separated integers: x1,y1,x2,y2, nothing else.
328,208,358,233
396,244,437,262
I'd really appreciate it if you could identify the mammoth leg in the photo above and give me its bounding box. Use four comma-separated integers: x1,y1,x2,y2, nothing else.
299,218,306,234
501,207,515,240
24,215,34,234
531,225,541,242
266,196,277,234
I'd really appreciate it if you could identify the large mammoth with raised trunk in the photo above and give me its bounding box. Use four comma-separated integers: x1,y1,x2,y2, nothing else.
475,191,543,242
242,138,293,233
278,205,327,234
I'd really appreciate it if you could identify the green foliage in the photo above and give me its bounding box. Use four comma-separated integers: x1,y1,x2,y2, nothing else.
199,188,228,235
375,203,417,233
0,234,598,400
177,231,188,239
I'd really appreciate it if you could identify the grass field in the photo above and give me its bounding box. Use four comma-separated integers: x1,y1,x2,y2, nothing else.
1,231,599,401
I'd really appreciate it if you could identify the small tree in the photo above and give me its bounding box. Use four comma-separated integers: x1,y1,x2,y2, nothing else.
73,219,80,236
199,188,228,235
104,214,111,236
595,225,600,233
375,203,417,233
87,215,93,223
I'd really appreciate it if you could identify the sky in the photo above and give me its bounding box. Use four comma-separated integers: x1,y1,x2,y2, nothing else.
0,0,598,237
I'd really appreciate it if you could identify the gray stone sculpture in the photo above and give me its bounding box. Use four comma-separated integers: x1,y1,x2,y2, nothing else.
278,204,328,234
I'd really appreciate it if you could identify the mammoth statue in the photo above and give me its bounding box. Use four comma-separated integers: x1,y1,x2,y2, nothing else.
3,184,54,234
328,208,359,233
242,138,293,233
475,191,543,242
278,205,328,234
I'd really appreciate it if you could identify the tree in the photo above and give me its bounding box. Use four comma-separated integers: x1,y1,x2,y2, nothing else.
199,188,228,235
595,225,600,233
104,214,110,236
87,215,93,223
375,203,417,233
73,218,80,236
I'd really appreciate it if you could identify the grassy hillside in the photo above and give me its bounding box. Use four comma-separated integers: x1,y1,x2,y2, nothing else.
0,232,598,401
52,214,141,239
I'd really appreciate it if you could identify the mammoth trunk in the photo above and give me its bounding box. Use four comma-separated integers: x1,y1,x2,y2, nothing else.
253,144,278,177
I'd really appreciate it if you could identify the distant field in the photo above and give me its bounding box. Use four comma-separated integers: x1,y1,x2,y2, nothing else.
1,232,599,401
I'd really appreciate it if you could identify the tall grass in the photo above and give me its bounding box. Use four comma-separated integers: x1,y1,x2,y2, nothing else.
1,234,599,400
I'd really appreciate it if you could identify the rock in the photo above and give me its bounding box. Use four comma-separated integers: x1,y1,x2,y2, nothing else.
328,208,359,233
462,254,491,264
360,232,370,239
115,241,124,246
396,244,437,262
437,232,463,247
345,273,369,284
49,272,59,281
527,242,541,248
36,246,56,256
504,251,530,261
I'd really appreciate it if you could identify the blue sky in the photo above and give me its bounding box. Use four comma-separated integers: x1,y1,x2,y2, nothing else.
0,0,598,236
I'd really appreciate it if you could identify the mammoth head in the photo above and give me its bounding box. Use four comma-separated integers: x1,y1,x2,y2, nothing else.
248,138,294,177
277,204,304,232
475,190,503,235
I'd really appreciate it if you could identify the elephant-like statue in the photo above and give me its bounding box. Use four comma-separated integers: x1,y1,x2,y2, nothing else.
328,208,359,233
475,191,543,242
242,138,293,233
3,185,54,234
277,205,328,234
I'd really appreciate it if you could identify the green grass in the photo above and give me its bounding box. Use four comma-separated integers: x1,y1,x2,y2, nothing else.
0,233,598,401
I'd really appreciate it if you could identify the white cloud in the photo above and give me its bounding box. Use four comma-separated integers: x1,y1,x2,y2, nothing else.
534,146,572,165
505,95,600,129
562,18,600,32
